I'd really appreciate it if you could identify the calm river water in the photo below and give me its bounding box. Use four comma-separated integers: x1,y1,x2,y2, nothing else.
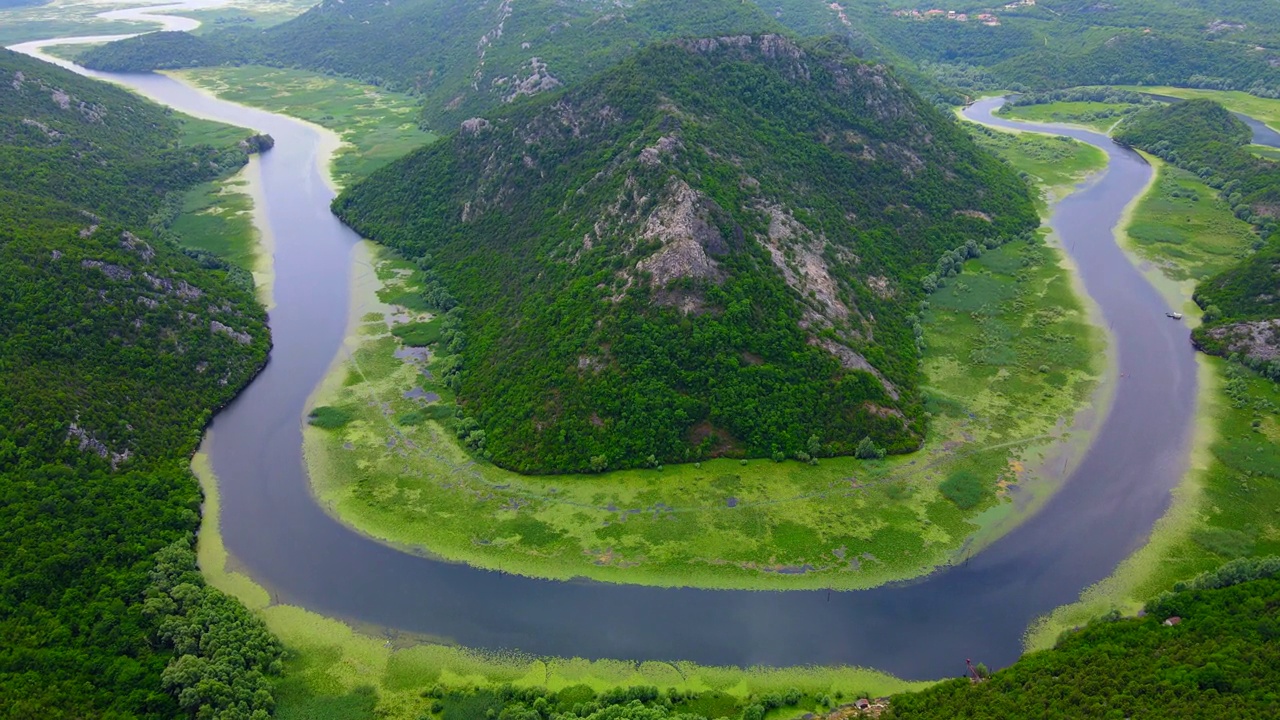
12,19,1231,677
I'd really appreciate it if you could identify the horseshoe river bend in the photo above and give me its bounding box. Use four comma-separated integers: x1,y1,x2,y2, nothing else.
14,15,1251,679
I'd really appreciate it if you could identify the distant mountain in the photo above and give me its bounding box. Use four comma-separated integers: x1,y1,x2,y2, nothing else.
82,0,787,130
333,34,1038,473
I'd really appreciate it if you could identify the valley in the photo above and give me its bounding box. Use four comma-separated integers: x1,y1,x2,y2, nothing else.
3,0,1279,718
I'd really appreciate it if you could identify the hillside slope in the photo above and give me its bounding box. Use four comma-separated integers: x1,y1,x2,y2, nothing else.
886,558,1280,719
0,49,280,716
757,0,1280,102
333,35,1038,474
81,0,785,131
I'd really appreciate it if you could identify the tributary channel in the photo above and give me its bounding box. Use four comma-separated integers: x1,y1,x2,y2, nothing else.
12,14,1240,676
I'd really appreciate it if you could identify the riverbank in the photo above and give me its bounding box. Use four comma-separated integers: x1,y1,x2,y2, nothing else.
295,123,1105,591
1020,102,1280,649
194,445,929,720
173,65,436,187
997,100,1142,134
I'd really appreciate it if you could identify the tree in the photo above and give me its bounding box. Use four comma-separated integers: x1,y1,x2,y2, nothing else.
855,436,885,459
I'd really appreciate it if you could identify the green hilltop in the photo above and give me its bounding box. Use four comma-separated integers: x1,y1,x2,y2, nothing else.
333,34,1038,474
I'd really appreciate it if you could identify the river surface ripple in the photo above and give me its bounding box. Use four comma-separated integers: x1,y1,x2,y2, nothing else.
9,18,1216,677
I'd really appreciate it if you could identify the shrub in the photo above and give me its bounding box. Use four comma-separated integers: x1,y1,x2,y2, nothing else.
939,469,990,510
308,405,354,429
855,436,886,459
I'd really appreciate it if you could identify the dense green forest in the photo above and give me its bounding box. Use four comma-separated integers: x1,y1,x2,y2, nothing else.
883,0,1280,97
1114,99,1280,376
0,49,281,718
82,30,234,72
886,558,1280,719
758,0,1280,103
81,0,787,131
78,0,1280,117
332,35,1037,473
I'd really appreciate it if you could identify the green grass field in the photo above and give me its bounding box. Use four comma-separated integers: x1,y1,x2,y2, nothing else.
1250,145,1280,162
998,101,1144,134
36,42,95,61
173,0,313,34
0,0,147,46
175,66,437,187
969,126,1107,209
170,172,259,271
1123,161,1259,283
163,112,271,300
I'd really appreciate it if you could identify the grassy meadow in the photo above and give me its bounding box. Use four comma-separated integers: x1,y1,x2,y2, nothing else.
969,125,1107,208
175,66,436,187
0,0,145,46
192,450,931,720
298,127,1107,592
1252,145,1280,161
998,100,1145,134
174,0,314,34
167,112,272,302
1123,158,1259,285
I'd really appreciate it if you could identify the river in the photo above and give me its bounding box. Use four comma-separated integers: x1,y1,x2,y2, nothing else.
10,12,1219,679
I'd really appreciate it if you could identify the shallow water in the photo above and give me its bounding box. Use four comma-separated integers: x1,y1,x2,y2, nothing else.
11,13,1239,677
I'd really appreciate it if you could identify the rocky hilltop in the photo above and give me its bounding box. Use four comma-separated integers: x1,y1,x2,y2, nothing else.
334,35,1038,473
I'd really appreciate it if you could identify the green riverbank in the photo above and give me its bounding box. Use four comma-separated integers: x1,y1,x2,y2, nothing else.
174,65,437,187
193,428,931,720
1024,113,1280,649
298,126,1107,591
997,100,1143,134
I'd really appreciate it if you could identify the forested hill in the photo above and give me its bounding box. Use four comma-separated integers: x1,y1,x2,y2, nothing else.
333,35,1038,474
0,49,281,717
755,0,1280,103
1115,100,1280,376
886,558,1280,719
81,0,786,131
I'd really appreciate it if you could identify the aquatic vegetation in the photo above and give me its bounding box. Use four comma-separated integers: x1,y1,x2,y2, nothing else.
302,192,1100,590
175,65,436,186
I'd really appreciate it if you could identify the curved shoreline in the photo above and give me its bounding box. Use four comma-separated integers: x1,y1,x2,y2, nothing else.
301,231,1106,591
195,89,1189,679
8,7,1204,679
